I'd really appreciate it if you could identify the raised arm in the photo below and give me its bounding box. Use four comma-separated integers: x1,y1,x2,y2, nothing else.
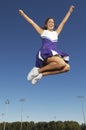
55,5,75,35
19,10,43,35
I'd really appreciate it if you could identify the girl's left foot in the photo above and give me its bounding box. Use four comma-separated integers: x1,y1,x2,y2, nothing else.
31,73,42,85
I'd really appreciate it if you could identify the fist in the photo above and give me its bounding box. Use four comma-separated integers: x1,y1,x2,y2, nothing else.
19,9,24,15
69,5,75,13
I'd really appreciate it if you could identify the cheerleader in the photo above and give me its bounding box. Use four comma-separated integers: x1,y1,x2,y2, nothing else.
19,5,75,84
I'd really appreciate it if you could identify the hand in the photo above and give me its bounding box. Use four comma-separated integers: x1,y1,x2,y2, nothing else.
19,9,24,15
69,5,75,13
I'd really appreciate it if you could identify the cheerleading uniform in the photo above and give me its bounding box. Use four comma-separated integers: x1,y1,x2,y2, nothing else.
36,30,69,67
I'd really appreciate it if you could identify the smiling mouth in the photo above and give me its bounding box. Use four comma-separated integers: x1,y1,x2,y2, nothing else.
50,26,54,28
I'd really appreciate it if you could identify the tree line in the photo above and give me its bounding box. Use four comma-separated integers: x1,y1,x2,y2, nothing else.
0,120,85,130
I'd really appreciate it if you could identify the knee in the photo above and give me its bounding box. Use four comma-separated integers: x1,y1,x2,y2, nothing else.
65,64,70,72
55,61,66,69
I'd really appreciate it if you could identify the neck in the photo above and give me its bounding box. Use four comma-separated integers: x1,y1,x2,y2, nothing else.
47,29,53,32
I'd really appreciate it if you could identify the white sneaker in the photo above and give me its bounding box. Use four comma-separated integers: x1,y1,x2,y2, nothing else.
31,73,42,85
27,67,39,81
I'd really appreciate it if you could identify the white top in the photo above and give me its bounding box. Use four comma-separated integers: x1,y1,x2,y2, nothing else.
41,30,58,42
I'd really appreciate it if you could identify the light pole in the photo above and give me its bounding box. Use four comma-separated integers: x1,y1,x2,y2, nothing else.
77,96,86,125
19,98,25,130
2,113,5,130
53,116,56,121
27,116,29,130
2,113,5,123
4,99,10,130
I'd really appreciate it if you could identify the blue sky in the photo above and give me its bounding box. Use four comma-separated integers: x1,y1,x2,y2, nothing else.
0,0,86,124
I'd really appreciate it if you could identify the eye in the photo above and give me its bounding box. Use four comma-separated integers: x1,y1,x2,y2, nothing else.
49,20,54,24
49,21,54,24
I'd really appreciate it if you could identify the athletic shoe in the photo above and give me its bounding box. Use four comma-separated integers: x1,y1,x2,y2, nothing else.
31,73,42,85
27,67,39,81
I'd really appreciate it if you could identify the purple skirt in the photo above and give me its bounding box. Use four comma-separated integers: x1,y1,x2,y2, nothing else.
35,48,69,68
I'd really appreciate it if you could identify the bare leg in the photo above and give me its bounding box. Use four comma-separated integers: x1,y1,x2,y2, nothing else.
38,56,70,75
42,63,70,76
28,56,70,84
39,62,65,73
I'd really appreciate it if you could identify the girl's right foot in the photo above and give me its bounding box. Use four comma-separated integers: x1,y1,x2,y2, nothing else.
27,67,39,81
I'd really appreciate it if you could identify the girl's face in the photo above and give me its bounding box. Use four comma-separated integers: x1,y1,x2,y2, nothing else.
46,18,55,31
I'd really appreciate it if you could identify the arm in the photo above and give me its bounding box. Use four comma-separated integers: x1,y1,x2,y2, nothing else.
55,5,75,35
19,10,43,35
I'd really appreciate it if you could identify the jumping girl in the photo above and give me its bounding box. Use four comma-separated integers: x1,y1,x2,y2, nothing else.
19,5,75,84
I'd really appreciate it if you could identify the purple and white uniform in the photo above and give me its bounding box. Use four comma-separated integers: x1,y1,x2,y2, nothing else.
36,30,69,67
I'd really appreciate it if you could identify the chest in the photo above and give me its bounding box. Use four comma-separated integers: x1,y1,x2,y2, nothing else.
41,30,58,42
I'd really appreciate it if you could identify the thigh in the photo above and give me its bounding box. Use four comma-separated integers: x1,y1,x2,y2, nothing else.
46,55,66,65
